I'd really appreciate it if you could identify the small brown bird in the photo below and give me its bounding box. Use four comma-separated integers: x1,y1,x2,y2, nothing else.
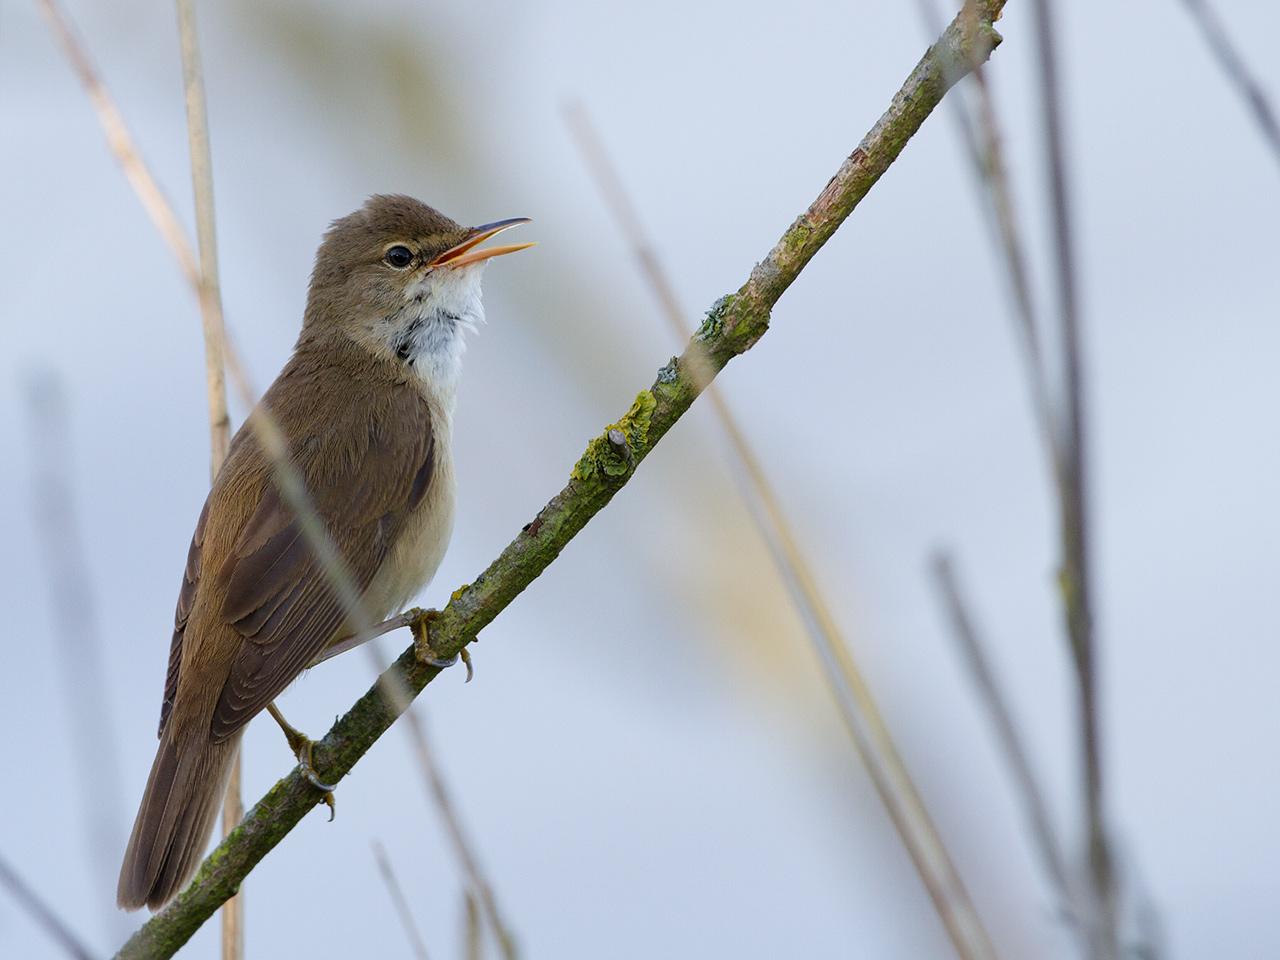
117,195,532,910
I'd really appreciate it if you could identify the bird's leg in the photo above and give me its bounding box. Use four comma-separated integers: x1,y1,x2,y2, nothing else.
309,606,473,682
308,611,411,666
411,608,474,682
265,702,337,820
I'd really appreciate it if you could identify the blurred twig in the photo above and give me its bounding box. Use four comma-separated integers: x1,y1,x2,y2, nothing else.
565,101,997,960
400,705,518,960
23,373,129,947
35,0,199,288
923,0,1078,911
172,1,238,957
0,853,96,960
914,0,1059,470
930,554,1073,908
1176,0,1280,169
106,5,1008,954
462,891,482,960
372,842,431,960
931,0,1126,951
1028,0,1117,955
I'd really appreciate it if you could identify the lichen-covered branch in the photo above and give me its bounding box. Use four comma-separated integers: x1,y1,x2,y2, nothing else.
113,6,1005,957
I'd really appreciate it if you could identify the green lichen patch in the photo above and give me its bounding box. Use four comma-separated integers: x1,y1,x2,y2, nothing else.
695,294,735,342
572,391,657,481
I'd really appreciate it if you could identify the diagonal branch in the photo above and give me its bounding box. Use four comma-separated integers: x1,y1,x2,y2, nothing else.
111,5,1006,957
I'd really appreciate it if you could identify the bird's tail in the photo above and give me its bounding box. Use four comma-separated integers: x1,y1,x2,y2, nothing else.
117,728,240,911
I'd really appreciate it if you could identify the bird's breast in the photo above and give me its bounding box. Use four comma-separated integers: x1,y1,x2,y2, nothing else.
363,433,456,619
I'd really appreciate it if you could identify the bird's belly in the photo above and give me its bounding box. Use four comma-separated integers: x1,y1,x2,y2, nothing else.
362,463,456,619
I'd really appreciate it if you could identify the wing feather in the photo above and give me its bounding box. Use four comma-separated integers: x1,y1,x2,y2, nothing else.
159,497,210,737
207,385,435,742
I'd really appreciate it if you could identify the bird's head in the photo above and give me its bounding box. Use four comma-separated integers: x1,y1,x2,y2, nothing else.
303,194,533,387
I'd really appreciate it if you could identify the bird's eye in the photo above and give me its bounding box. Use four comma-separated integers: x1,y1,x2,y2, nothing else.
384,245,414,269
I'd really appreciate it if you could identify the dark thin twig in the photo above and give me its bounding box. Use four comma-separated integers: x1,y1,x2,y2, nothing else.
462,890,482,960
23,373,129,946
912,0,1060,474
564,100,997,960
372,842,431,960
1177,0,1280,169
0,853,97,960
917,0,1080,925
930,554,1074,910
1028,1,1116,955
400,706,517,960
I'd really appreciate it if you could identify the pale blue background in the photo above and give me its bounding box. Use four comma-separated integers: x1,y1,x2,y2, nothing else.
1,0,1277,957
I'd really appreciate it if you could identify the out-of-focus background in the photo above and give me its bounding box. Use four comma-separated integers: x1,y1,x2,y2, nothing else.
2,0,1277,956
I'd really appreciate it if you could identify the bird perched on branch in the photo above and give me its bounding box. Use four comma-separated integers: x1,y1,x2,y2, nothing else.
118,195,533,910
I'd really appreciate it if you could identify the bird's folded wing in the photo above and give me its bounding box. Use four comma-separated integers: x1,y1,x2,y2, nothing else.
158,498,210,738
207,391,435,743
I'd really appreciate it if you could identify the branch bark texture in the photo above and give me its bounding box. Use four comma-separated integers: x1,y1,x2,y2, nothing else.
114,6,1005,957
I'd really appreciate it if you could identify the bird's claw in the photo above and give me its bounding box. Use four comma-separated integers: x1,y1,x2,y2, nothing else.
296,736,338,819
411,609,474,682
269,702,338,818
298,749,338,794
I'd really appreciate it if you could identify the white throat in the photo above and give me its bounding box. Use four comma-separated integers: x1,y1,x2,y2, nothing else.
382,264,485,410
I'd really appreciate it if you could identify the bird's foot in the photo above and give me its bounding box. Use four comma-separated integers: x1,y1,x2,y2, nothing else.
267,703,337,820
294,736,337,821
409,608,474,682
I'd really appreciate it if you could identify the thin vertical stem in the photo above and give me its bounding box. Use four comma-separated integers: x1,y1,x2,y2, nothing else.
1028,1,1115,954
175,0,231,469
24,374,130,946
173,0,237,956
913,0,1062,478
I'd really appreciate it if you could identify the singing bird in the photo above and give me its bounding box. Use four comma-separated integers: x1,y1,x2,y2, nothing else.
117,195,533,910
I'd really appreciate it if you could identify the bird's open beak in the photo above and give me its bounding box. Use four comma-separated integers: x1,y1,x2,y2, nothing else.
430,218,535,268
